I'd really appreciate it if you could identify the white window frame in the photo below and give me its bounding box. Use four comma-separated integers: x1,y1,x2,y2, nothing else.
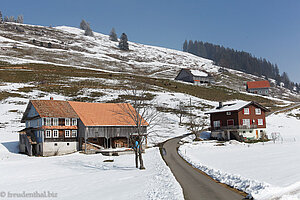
244,108,250,115
65,130,71,137
213,120,220,128
53,118,59,126
258,119,263,125
72,118,77,126
45,130,52,138
65,118,70,126
226,112,231,115
242,119,250,127
53,130,59,138
72,130,77,137
46,118,51,126
255,108,261,115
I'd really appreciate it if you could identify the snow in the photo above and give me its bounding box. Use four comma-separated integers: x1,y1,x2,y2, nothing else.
190,69,208,77
178,112,300,199
0,97,184,200
205,100,251,114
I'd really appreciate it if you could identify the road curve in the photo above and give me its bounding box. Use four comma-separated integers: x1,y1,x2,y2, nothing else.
161,136,245,200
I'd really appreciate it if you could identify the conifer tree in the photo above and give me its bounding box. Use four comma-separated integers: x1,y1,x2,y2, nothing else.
119,33,129,50
109,28,118,42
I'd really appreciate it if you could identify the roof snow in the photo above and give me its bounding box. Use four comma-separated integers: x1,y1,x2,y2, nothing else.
205,101,251,114
190,70,208,77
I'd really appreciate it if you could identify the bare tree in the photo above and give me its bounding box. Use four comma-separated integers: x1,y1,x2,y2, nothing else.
0,11,2,23
175,101,187,125
16,15,23,23
187,115,208,140
113,83,160,170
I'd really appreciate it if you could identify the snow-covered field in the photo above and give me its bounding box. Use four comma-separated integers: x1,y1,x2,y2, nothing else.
0,97,184,200
179,112,300,199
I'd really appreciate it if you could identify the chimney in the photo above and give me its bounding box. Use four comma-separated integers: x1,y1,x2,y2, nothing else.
218,102,223,108
50,97,54,100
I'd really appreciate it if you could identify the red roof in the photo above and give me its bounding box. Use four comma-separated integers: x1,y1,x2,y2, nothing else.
247,80,270,89
68,101,148,126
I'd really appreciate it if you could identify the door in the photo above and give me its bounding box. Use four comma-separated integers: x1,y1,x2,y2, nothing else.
256,130,259,139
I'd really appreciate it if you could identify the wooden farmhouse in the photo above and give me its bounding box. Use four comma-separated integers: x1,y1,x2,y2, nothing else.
19,99,148,156
205,101,270,141
246,80,270,95
175,68,214,85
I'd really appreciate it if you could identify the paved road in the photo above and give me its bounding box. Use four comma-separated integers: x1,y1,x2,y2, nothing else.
162,136,245,200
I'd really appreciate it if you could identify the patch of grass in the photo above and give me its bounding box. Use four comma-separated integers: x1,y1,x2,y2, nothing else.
0,91,23,101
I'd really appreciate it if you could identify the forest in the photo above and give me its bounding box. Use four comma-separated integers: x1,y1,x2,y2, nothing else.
183,40,299,91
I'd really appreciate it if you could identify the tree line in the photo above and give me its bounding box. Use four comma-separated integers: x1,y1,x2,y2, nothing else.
183,40,299,92
0,11,23,23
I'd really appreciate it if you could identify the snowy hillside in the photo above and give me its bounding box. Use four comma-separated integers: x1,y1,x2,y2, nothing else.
0,22,299,101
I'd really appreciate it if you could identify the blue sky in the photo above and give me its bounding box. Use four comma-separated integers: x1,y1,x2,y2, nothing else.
2,0,300,82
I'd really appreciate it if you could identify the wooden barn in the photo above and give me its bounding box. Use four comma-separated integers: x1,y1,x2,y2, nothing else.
20,99,148,156
175,68,214,85
68,101,148,151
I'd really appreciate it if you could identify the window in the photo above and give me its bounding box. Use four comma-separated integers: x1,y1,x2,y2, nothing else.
72,130,77,137
65,118,70,126
244,108,250,115
258,119,263,125
53,130,59,138
227,119,234,126
65,130,70,137
213,120,220,128
255,108,261,115
46,118,51,126
67,143,69,146
226,112,231,115
54,143,57,146
53,118,58,126
242,119,250,127
265,90,268,94
46,130,52,138
72,118,77,126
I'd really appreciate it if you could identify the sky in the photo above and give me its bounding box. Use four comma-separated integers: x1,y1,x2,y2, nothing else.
1,0,300,83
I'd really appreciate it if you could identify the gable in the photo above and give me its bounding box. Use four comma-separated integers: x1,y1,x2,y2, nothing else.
21,102,39,122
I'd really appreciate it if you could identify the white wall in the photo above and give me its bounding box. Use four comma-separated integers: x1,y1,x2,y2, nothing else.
42,142,78,156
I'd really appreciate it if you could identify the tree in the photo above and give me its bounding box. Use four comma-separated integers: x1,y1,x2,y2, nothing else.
8,16,15,22
0,11,2,23
114,83,160,169
175,101,187,125
109,28,118,42
84,26,94,36
4,16,8,22
80,19,89,30
187,116,208,140
16,15,23,23
119,33,129,50
183,40,188,52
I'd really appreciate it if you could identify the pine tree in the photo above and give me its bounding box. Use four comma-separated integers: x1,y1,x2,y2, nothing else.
0,11,2,23
80,19,89,30
183,40,188,52
84,26,94,36
4,16,8,22
119,33,129,50
109,28,118,41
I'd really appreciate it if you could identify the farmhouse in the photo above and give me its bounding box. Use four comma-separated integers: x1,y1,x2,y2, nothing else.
19,99,148,156
175,68,214,85
246,80,270,95
206,101,270,141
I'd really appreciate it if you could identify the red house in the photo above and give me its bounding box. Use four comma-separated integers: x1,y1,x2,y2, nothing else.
246,80,270,95
206,101,270,141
